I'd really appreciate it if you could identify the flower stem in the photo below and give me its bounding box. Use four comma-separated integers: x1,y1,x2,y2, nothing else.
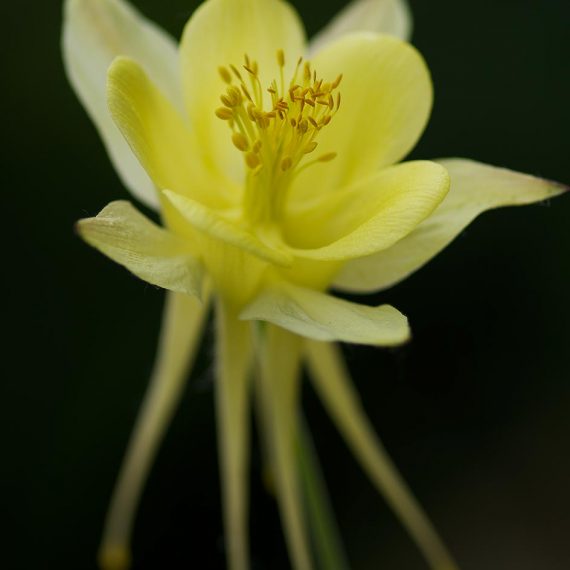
296,417,350,570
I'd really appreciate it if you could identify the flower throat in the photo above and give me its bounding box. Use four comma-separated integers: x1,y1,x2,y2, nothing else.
216,50,342,227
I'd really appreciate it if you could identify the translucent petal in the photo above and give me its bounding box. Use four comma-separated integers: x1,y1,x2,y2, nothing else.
241,281,410,346
309,0,412,56
180,0,306,181
286,161,449,260
62,0,182,208
77,200,203,296
99,291,209,570
305,340,459,570
291,34,432,201
215,302,254,570
335,159,569,292
163,190,292,266
257,326,312,570
107,57,232,209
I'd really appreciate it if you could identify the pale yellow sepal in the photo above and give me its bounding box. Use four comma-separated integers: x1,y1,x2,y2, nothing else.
62,0,181,209
77,201,204,297
309,0,412,56
163,190,293,267
241,281,410,346
180,0,306,182
335,159,569,292
286,161,450,260
107,57,230,209
291,34,432,201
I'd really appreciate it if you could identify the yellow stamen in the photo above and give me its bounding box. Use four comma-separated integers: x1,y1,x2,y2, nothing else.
245,152,260,169
281,157,293,171
215,107,234,120
304,141,318,154
218,66,233,84
318,152,337,163
232,132,249,151
215,51,342,225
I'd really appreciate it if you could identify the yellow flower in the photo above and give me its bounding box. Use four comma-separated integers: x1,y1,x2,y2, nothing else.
62,1,567,569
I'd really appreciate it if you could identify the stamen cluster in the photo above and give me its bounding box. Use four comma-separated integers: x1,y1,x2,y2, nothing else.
215,50,342,176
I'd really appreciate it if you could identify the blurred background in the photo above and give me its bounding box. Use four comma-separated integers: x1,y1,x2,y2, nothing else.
3,0,569,568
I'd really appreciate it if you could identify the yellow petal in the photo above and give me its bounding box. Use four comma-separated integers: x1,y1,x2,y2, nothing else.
335,159,569,292
162,190,292,267
240,281,410,346
62,0,181,209
305,340,459,570
286,161,449,260
107,57,232,209
257,325,312,570
99,291,210,570
77,200,203,296
180,0,306,181
215,302,254,570
291,34,432,201
309,0,412,56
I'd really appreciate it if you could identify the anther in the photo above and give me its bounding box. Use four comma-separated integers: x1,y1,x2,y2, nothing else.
318,152,337,163
281,157,293,171
232,132,249,152
230,64,243,81
218,66,232,84
220,86,242,107
303,141,318,154
245,152,260,169
215,107,234,120
277,49,285,68
241,85,253,102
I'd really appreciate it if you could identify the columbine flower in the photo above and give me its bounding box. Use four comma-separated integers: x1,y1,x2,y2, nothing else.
63,0,566,569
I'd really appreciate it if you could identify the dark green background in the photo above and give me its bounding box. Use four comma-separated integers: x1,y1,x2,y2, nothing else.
4,0,569,568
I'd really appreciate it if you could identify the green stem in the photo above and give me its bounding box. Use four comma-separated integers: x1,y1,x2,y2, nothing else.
296,417,350,570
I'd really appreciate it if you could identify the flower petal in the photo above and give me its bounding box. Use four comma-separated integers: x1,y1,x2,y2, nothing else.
216,302,254,570
162,190,293,267
309,0,412,56
99,291,210,570
77,200,204,296
305,340,459,570
286,161,449,261
240,281,410,346
62,0,182,208
334,159,569,292
107,57,230,209
292,34,432,201
258,326,312,570
180,0,306,181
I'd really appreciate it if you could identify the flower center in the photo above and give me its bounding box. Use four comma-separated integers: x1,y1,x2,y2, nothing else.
215,51,342,230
